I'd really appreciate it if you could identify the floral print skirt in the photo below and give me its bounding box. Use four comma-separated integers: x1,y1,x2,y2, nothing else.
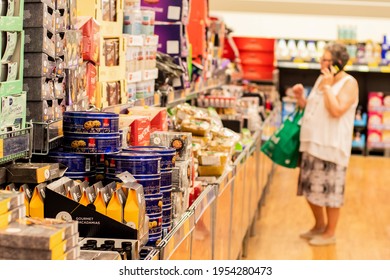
298,152,347,208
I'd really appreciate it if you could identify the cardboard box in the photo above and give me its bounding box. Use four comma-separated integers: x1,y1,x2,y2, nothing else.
150,131,192,161
44,187,140,240
0,233,79,260
24,52,55,78
141,0,189,24
0,0,24,31
23,3,55,33
6,163,67,184
75,16,100,64
0,205,26,228
24,77,54,101
0,217,78,250
76,0,124,37
154,23,187,56
24,27,55,58
128,106,167,133
0,190,24,216
0,30,24,96
26,100,54,122
119,115,151,146
98,35,126,82
0,92,26,133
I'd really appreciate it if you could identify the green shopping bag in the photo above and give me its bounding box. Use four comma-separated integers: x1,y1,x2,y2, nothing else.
261,109,304,168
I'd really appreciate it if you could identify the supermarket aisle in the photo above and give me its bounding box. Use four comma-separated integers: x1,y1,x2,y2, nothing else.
244,156,390,260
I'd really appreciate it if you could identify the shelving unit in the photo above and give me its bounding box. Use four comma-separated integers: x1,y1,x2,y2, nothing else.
0,124,32,165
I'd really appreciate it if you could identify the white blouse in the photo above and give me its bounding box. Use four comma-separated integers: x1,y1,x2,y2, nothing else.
299,75,358,167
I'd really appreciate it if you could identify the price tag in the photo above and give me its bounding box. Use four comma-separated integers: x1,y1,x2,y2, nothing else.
380,66,390,73
297,63,309,69
0,139,3,158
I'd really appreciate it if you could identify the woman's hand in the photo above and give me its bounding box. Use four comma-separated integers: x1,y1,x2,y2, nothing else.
319,67,334,91
292,83,306,108
292,83,304,99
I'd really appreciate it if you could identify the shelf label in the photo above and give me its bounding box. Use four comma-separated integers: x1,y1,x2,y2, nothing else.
380,66,390,73
297,63,309,69
0,139,3,158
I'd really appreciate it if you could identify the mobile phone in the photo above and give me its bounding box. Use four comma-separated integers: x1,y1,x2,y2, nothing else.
331,59,343,75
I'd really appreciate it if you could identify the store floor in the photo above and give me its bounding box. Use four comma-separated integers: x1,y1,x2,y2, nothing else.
244,155,390,260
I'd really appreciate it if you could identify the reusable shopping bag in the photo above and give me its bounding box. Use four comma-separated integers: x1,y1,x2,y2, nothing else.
261,109,304,168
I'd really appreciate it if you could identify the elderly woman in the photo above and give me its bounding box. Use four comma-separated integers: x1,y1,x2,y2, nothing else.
293,42,359,246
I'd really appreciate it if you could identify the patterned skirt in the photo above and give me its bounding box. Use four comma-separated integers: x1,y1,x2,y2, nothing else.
297,152,347,208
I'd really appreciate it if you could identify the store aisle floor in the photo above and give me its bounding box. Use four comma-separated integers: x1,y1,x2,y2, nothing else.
244,156,390,260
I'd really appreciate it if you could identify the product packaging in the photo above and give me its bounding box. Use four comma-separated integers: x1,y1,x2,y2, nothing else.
6,162,67,184
119,115,151,146
0,217,78,250
140,0,189,24
0,190,24,215
0,91,26,132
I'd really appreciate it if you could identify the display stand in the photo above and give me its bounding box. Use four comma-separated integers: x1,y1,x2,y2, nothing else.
32,120,64,155
211,166,235,260
157,211,195,260
0,124,32,165
146,108,280,260
189,185,216,260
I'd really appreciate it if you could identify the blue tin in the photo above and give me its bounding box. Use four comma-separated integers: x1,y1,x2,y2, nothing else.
144,193,163,215
160,186,172,207
65,171,96,183
63,111,119,133
148,213,162,235
162,206,172,224
134,174,161,195
48,151,95,172
146,232,162,247
63,133,121,154
124,146,176,169
105,152,161,175
160,169,172,187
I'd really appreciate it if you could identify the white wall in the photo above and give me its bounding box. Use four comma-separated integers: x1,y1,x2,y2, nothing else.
211,11,390,42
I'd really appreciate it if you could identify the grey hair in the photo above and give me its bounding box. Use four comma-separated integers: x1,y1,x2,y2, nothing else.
324,42,350,69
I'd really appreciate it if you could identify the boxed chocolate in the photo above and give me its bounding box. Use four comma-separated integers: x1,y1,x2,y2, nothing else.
119,115,151,146
0,232,79,260
24,77,54,101
6,162,67,184
55,32,65,58
150,131,192,161
24,27,55,58
55,9,67,33
0,217,78,250
75,16,100,64
24,53,56,78
24,0,56,9
0,190,24,215
0,92,26,132
141,0,189,24
23,3,56,33
0,205,26,228
127,106,168,132
44,180,140,240
26,100,54,122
